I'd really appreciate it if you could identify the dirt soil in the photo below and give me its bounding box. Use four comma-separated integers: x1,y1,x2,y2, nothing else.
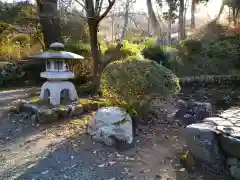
0,87,233,180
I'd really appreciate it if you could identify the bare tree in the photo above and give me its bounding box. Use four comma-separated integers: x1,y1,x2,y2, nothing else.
216,0,240,25
164,0,178,45
118,0,131,46
179,0,185,40
191,0,196,29
74,0,116,90
147,0,167,46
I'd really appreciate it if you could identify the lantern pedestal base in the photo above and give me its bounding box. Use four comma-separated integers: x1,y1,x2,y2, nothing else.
40,81,78,105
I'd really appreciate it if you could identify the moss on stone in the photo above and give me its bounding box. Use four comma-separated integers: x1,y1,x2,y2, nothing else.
29,97,54,108
78,98,110,112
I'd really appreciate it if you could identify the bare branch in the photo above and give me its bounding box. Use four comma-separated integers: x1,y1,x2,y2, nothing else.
96,0,104,16
97,0,116,23
75,0,88,11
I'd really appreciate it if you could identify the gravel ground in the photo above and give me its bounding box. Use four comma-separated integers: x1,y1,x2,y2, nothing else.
0,113,230,180
0,111,188,180
0,87,233,180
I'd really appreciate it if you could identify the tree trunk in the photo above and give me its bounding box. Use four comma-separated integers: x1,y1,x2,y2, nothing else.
118,0,130,46
36,0,62,49
191,0,196,29
167,7,173,45
179,0,185,40
146,0,166,46
88,22,101,91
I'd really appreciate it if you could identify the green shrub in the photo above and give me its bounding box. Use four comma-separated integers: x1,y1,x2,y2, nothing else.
100,56,180,116
9,33,30,45
171,36,240,76
102,40,143,66
142,45,176,69
65,41,92,84
22,61,45,82
65,41,91,58
178,39,203,55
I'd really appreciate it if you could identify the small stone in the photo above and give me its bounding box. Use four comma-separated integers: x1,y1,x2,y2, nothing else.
41,170,49,174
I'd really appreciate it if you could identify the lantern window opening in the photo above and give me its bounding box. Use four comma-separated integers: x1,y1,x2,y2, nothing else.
46,60,51,70
54,60,64,71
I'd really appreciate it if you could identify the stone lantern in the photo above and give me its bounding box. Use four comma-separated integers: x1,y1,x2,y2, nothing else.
28,42,84,105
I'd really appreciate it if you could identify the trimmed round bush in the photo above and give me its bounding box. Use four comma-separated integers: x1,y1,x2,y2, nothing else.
101,56,180,104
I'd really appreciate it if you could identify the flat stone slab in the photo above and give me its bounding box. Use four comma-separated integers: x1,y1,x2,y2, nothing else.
185,106,240,178
11,100,84,123
184,123,224,168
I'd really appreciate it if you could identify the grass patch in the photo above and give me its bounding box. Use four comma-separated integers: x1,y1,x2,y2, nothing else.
70,115,90,127
78,98,110,112
28,96,111,113
29,97,54,108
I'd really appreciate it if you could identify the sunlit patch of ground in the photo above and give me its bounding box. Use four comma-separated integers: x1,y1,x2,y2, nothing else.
0,87,39,107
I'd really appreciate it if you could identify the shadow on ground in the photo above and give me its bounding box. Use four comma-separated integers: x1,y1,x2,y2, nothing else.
0,111,232,180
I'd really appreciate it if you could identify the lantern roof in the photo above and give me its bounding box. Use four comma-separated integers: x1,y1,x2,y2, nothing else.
27,42,84,60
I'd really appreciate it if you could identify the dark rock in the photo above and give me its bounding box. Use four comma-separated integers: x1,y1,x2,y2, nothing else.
37,108,59,123
131,115,139,137
115,138,135,151
53,106,70,117
175,100,212,126
21,103,59,123
30,114,38,124
219,134,240,159
184,123,224,169
20,103,39,114
11,100,27,113
175,100,188,118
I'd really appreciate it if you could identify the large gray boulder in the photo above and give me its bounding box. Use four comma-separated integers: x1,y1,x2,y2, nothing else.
210,107,240,159
87,107,133,149
184,123,224,169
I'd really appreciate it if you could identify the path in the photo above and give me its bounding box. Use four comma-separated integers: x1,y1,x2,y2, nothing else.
0,113,230,180
0,87,39,119
0,87,39,106
0,112,184,180
0,87,230,180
